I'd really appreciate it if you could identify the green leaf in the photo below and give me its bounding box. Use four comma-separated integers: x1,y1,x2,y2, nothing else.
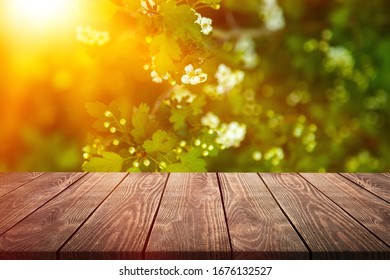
160,2,202,42
85,102,107,118
143,130,176,154
126,167,141,172
131,103,159,144
190,95,206,116
92,119,108,132
150,34,182,76
166,149,207,172
83,152,124,172
78,0,119,22
164,163,189,172
170,109,188,131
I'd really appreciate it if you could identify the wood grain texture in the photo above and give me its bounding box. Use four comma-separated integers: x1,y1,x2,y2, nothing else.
0,172,388,260
0,173,84,236
0,172,44,197
145,173,230,260
340,173,390,203
260,173,389,259
219,173,309,259
0,173,126,259
60,173,168,260
300,173,390,246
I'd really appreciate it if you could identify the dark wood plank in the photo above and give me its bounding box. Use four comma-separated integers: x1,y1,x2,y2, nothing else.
260,173,389,259
60,173,168,260
0,173,84,236
145,173,230,260
301,173,390,246
0,173,44,197
219,173,309,259
340,173,390,203
0,173,126,259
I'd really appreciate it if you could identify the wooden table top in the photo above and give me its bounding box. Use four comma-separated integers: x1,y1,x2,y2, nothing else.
0,172,388,260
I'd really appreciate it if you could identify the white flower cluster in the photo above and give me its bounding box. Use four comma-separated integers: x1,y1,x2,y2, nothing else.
325,46,355,76
215,64,245,95
264,147,284,166
201,112,220,129
216,122,247,149
194,10,213,35
181,64,208,85
235,37,259,69
201,112,247,149
150,70,170,83
146,56,173,84
76,26,110,46
259,0,285,31
171,86,196,104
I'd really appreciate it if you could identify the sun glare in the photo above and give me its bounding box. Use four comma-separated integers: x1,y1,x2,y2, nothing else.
4,0,75,31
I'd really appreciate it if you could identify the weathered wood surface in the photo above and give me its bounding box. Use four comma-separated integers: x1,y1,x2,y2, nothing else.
301,173,390,247
0,173,85,236
0,173,125,259
60,173,167,260
146,173,230,259
340,173,390,203
0,173,388,260
218,173,308,259
260,173,389,259
0,172,44,198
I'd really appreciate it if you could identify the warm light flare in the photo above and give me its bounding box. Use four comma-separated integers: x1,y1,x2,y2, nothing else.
4,0,76,30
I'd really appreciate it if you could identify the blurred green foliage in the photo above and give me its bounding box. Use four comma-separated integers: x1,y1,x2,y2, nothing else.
1,0,389,172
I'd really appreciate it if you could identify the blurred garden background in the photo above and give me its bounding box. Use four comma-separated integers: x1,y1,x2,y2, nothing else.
0,0,389,172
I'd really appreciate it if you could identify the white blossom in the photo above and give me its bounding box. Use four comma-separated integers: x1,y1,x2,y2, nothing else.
215,64,245,95
235,37,259,69
201,112,220,129
260,0,285,31
171,86,196,104
325,46,355,75
148,56,172,84
216,122,247,148
194,11,213,35
129,147,136,155
150,70,162,83
264,147,285,166
150,70,170,84
181,64,208,85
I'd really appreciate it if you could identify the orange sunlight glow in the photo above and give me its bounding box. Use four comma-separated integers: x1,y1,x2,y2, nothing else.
4,0,76,31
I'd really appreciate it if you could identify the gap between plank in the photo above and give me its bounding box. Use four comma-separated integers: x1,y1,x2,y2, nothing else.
0,173,88,238
257,173,313,260
142,173,170,260
338,173,389,205
0,173,47,199
55,173,130,260
298,173,390,249
216,173,233,260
